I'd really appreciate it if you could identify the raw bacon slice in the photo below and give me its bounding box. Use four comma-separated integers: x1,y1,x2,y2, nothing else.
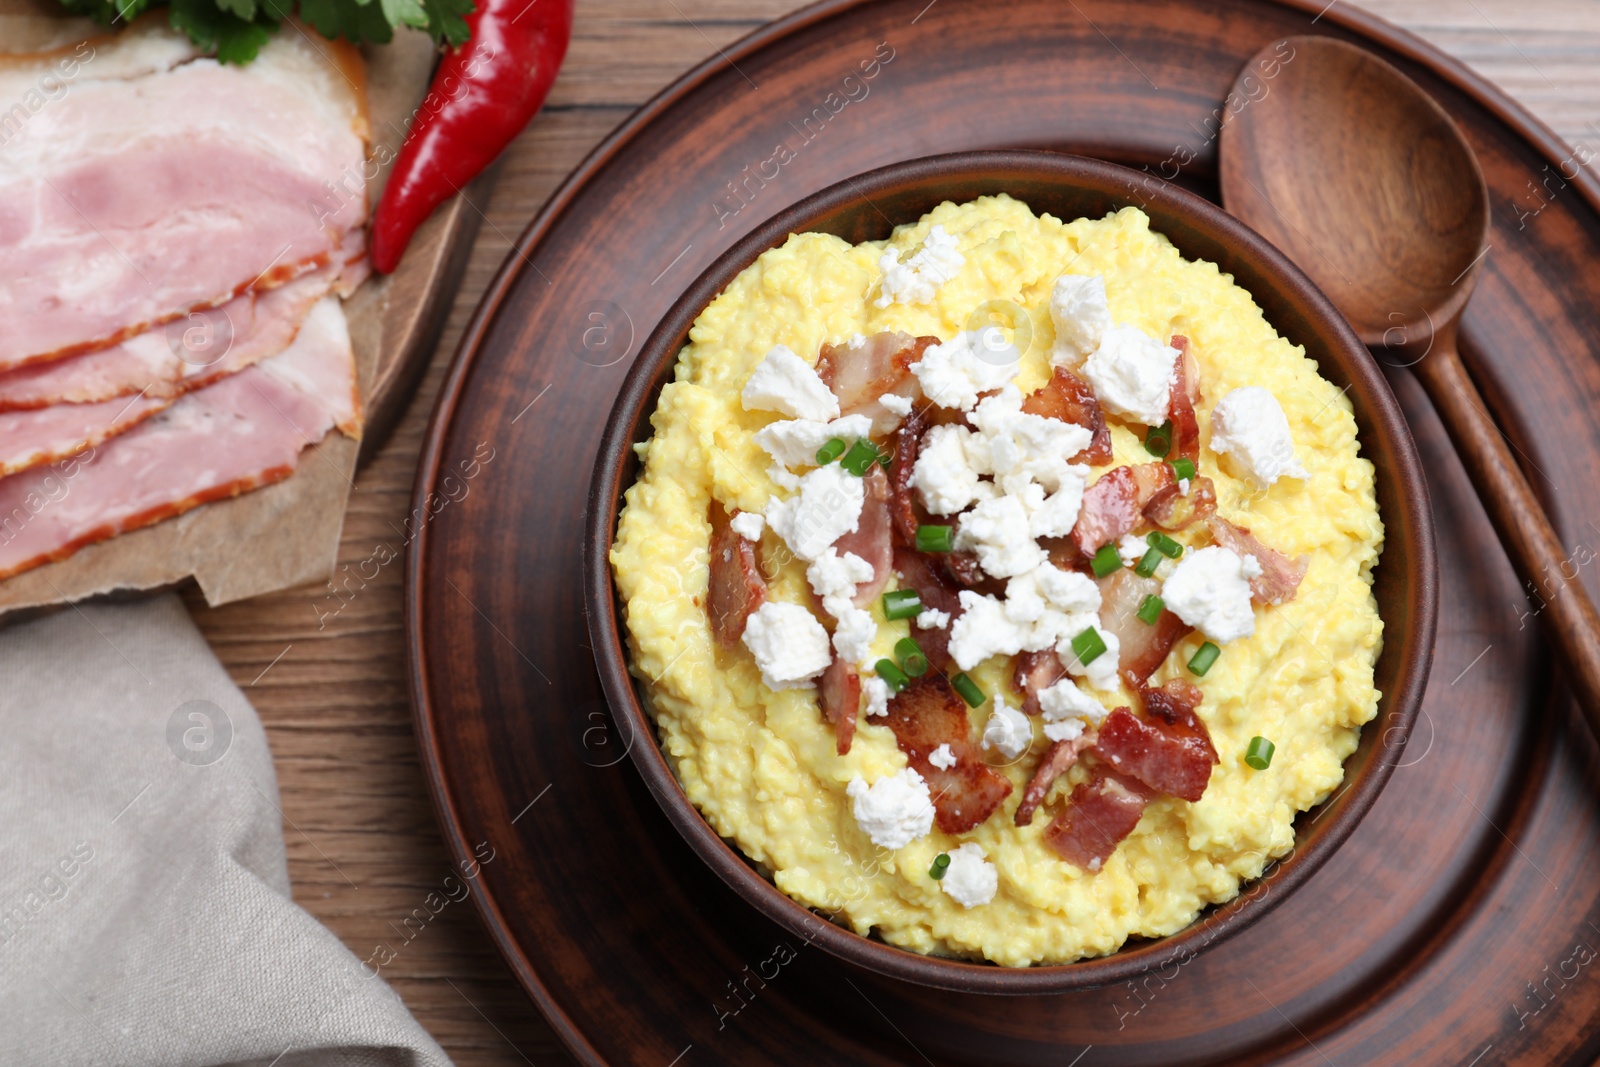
815,332,935,434
1096,567,1193,687
819,654,860,755
884,674,1013,834
0,295,361,580
1144,475,1218,532
1207,516,1308,604
708,504,767,649
0,270,332,411
833,465,892,607
1021,367,1113,465
1090,687,1218,803
887,405,927,546
1042,770,1153,870
0,393,170,478
890,546,963,669
1014,649,1067,716
1166,336,1202,463
1014,734,1094,826
0,22,369,370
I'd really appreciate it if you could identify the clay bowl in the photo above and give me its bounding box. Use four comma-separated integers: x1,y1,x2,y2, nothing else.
584,150,1437,995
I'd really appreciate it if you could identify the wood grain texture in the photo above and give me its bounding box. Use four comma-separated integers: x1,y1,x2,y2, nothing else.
183,2,1600,1064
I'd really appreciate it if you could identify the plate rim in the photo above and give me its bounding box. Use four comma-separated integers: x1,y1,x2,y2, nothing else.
404,0,1599,1061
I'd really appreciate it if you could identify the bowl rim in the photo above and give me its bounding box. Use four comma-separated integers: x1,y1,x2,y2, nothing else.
584,149,1437,995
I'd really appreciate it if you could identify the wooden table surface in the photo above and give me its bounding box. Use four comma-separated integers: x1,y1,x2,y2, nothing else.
181,1,1600,1062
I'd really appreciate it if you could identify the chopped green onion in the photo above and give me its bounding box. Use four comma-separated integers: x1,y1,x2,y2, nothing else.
1069,626,1107,666
841,439,881,475
895,637,929,678
916,525,955,553
1090,543,1123,577
951,672,986,707
815,437,846,465
1144,419,1173,458
930,853,951,879
1145,531,1183,559
1245,736,1276,770
882,589,923,621
1187,641,1221,677
1136,594,1165,625
1170,456,1197,482
875,659,911,692
1135,547,1163,578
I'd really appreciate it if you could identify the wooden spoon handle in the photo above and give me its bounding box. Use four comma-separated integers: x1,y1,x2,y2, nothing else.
1412,341,1600,724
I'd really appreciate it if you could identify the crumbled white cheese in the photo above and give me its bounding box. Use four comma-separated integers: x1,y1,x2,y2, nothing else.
1118,532,1149,568
874,224,965,307
928,743,957,770
754,414,874,470
807,548,875,611
1059,623,1120,691
948,591,1033,670
741,601,832,690
1242,553,1264,580
1016,476,1090,540
766,462,800,491
1209,386,1309,487
911,423,984,515
1161,545,1258,643
940,842,998,908
910,330,1020,412
847,769,935,849
1001,565,1100,651
916,608,951,631
862,675,891,718
1083,324,1178,426
741,344,840,422
1034,564,1102,614
832,606,877,666
877,392,915,417
1038,678,1111,734
981,701,1032,759
1043,718,1086,744
1179,477,1191,495
955,494,1047,579
1049,274,1113,367
729,511,765,541
765,464,865,561
968,385,1091,495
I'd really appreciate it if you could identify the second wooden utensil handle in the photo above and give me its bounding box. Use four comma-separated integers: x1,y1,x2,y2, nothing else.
1414,342,1600,725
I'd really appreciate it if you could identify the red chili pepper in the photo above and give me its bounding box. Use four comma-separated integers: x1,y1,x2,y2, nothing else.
370,0,575,273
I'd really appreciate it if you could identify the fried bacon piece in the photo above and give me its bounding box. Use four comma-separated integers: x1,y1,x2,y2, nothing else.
707,503,766,648
1014,649,1068,716
889,546,964,669
1071,466,1142,555
1021,366,1113,465
815,332,937,434
1144,475,1218,532
1042,770,1153,870
834,465,893,607
1089,682,1218,802
1207,516,1309,605
1167,336,1202,464
1095,567,1193,688
884,675,1013,834
887,404,927,546
1014,733,1095,826
819,653,860,755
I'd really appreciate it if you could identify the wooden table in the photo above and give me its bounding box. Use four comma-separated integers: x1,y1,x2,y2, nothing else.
183,2,1600,1061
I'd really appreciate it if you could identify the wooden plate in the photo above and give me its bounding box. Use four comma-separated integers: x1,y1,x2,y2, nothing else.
406,0,1600,1062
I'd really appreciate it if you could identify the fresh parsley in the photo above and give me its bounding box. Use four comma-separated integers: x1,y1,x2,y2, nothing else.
58,0,474,63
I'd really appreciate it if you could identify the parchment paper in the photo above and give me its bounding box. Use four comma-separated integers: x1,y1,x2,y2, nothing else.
0,2,436,614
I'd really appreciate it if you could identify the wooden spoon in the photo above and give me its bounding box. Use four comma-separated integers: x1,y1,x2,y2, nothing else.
1220,35,1600,726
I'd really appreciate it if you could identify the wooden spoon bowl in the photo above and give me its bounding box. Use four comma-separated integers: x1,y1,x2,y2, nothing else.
585,150,1437,995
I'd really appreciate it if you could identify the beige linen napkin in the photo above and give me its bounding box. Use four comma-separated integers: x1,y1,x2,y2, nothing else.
0,593,452,1067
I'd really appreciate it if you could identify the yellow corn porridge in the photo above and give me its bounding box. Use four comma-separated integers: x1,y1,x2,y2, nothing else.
610,195,1383,966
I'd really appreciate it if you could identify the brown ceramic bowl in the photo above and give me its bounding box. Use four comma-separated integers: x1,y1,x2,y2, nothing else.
584,150,1437,995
